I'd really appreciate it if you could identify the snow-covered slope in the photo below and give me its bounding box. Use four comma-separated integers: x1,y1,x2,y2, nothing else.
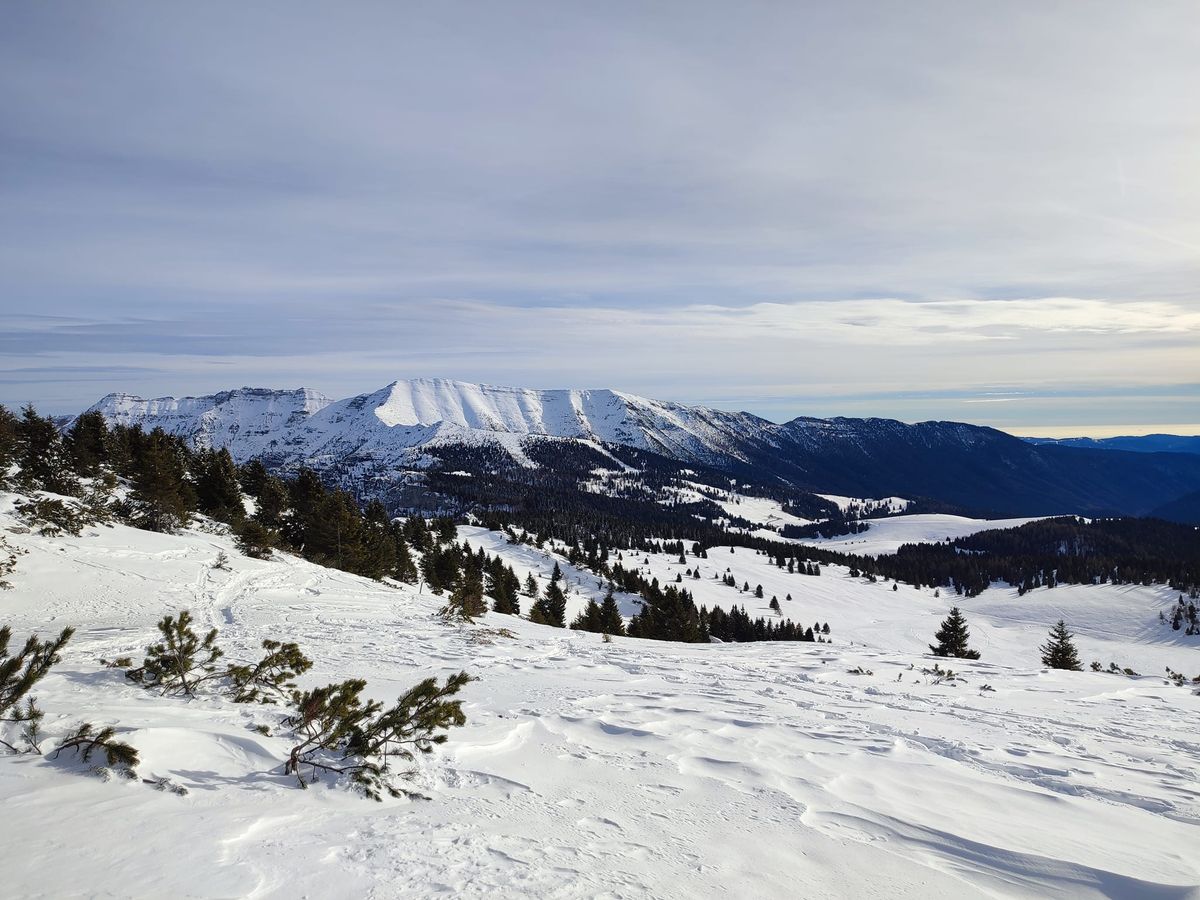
3,502,1200,898
793,513,1047,556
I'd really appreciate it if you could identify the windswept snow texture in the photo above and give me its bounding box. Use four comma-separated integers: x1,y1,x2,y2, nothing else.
3,500,1200,898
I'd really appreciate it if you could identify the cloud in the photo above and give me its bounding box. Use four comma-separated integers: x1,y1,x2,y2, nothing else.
1,2,1198,433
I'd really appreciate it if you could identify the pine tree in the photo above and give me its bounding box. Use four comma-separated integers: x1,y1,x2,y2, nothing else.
254,475,290,530
17,405,77,495
64,410,109,476
50,722,139,775
236,519,279,559
129,429,195,532
531,578,567,627
238,459,270,496
1,623,74,753
1039,620,1082,670
227,639,313,704
284,671,472,800
393,537,418,584
0,405,18,489
598,584,625,636
194,448,244,525
487,561,520,615
570,599,603,632
524,572,539,598
929,607,981,659
442,567,488,622
127,611,223,696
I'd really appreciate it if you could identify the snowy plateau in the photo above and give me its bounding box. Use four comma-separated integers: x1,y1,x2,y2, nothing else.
2,496,1199,898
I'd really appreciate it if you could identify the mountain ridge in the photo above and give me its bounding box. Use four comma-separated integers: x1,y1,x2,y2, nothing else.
81,378,1200,520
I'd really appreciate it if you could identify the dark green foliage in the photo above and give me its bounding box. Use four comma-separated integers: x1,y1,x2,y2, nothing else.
628,583,703,642
358,519,398,581
50,722,139,776
486,559,521,615
236,519,279,559
421,542,461,594
598,585,626,636
441,566,488,622
284,671,472,800
1040,620,1082,670
930,607,981,660
128,429,196,532
127,611,223,696
16,405,78,495
571,584,626,636
254,475,290,530
393,536,418,584
530,578,567,627
1,624,74,753
302,491,363,569
0,405,17,489
64,410,110,476
239,459,270,496
194,448,245,525
227,640,313,704
570,598,603,632
14,496,94,537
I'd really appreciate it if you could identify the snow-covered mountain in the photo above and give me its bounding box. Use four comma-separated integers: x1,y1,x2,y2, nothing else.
85,378,771,466
93,387,331,458
81,378,1200,519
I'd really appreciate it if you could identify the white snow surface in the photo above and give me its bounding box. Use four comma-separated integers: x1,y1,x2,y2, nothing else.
817,493,911,514
3,503,1200,898
795,513,1047,556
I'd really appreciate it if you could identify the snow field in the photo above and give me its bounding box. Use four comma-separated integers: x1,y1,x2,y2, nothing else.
1,505,1198,898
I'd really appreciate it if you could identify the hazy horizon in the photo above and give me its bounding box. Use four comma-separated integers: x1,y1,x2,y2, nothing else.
3,3,1197,434
9,375,1198,440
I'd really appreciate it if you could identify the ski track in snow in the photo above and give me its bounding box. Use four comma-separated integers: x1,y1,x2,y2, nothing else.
2,503,1199,898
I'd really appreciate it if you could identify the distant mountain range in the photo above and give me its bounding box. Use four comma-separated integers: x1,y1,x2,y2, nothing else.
82,379,1200,522
1024,434,1200,455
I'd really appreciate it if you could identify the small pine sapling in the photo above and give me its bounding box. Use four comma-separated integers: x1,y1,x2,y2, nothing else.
126,611,223,696
51,722,139,778
284,671,472,800
226,639,312,704
0,624,74,753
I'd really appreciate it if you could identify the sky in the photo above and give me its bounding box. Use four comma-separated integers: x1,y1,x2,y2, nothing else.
2,1,1198,436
